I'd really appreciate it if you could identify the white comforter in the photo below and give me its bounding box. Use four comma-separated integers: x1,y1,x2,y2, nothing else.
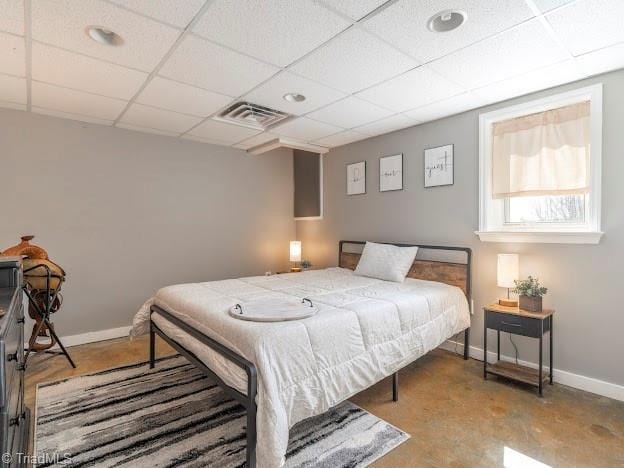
131,267,470,467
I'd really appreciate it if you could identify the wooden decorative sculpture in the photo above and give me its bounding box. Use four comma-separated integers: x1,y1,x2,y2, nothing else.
1,236,75,366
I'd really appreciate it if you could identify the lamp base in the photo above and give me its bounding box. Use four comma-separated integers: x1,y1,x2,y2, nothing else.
498,298,518,307
290,267,302,272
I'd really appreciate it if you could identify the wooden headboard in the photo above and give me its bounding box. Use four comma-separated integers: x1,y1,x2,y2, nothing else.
338,240,472,299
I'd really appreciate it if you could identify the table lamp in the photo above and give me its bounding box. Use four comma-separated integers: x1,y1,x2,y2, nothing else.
290,241,302,272
497,253,519,307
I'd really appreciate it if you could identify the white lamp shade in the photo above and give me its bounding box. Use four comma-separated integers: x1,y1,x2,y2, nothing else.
497,254,519,288
290,241,302,262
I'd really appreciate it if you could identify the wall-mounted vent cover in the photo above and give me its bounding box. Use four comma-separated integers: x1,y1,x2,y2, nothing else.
214,101,292,130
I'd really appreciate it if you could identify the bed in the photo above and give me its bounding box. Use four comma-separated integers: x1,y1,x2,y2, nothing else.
131,241,472,467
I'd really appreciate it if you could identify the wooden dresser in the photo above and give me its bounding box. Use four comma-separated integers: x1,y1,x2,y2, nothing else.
0,258,30,466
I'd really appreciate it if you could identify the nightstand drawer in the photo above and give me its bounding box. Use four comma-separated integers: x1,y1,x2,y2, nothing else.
486,311,541,338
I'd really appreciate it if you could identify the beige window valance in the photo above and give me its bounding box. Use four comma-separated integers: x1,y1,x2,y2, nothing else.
492,101,590,199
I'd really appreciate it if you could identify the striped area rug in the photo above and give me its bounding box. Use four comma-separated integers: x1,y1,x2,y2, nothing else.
35,356,409,467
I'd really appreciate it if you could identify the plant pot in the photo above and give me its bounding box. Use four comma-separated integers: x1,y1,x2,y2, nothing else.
519,295,542,312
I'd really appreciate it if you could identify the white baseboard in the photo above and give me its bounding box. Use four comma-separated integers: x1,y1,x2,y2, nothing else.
58,326,132,348
441,339,624,402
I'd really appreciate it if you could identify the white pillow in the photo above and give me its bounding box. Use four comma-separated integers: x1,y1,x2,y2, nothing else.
353,242,418,283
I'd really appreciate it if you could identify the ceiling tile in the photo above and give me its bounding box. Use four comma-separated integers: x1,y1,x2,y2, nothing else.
313,130,367,147
272,117,342,141
0,0,24,35
116,122,180,137
532,0,574,12
137,77,232,117
188,119,261,144
575,43,624,78
31,0,180,71
243,71,345,116
546,0,624,56
0,32,25,76
0,74,26,104
32,81,127,120
318,0,388,20
357,66,464,112
472,60,583,105
355,114,418,136
289,27,418,93
31,106,114,125
364,0,535,63
405,92,485,122
307,96,393,128
120,103,202,134
193,0,350,67
159,35,279,97
0,101,26,111
181,134,232,146
108,0,205,28
31,42,148,100
233,132,278,150
429,19,570,89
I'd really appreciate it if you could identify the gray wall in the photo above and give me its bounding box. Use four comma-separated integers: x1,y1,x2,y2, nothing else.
1,110,295,336
297,69,624,387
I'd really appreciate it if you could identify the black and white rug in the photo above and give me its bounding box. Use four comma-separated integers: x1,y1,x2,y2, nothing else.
35,356,409,467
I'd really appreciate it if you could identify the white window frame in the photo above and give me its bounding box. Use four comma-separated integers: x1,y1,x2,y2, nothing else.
476,84,603,244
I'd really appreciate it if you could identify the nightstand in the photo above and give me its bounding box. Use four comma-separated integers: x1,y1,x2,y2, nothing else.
483,303,554,396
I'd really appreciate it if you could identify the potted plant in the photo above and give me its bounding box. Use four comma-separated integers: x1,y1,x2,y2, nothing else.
513,276,548,312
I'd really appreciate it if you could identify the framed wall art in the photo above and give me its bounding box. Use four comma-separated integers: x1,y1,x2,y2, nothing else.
346,161,366,195
379,154,403,192
424,144,454,188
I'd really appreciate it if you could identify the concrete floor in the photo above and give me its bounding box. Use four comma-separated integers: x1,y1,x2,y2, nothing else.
25,336,624,467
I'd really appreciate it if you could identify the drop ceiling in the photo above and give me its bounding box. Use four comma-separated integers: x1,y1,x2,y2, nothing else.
1,0,623,151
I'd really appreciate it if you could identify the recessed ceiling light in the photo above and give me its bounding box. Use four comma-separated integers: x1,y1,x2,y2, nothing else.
283,93,306,103
427,10,467,33
85,26,124,46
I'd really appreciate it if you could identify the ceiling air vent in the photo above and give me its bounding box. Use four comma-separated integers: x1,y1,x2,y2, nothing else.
214,101,292,131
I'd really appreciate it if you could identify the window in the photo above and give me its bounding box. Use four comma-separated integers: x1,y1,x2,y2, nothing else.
477,84,603,244
505,195,586,225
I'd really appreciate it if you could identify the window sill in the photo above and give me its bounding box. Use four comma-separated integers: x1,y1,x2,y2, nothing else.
475,230,603,244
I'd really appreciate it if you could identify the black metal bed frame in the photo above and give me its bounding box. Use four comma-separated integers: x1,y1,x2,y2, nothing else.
149,240,472,468
149,305,257,467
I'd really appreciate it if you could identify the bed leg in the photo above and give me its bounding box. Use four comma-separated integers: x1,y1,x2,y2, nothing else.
246,401,257,467
246,365,258,468
149,320,156,369
463,328,470,360
392,372,399,402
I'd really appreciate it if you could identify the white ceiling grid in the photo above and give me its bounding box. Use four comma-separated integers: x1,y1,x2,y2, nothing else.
0,0,622,150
